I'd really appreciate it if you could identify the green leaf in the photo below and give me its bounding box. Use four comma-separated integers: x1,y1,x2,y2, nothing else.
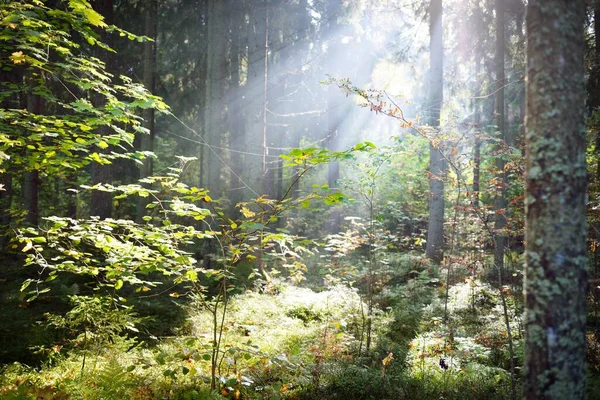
114,279,123,290
22,241,33,252
20,279,32,292
82,8,106,27
89,152,103,163
184,270,198,282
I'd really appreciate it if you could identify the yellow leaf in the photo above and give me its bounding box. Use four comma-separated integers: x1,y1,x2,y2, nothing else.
240,206,255,218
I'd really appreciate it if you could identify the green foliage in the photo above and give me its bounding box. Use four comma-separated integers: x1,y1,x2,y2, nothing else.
45,295,140,352
0,1,167,176
285,304,327,325
304,362,397,400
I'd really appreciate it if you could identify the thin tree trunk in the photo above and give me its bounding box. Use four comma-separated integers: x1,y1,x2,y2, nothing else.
244,0,268,200
493,0,507,278
261,3,271,198
523,1,587,398
0,173,12,248
23,89,41,226
137,0,157,223
66,173,77,219
0,66,19,246
425,0,444,263
90,0,114,219
472,5,483,211
227,4,245,217
325,0,343,195
205,0,227,199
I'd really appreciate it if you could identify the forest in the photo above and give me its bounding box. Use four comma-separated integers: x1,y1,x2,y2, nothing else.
0,0,597,399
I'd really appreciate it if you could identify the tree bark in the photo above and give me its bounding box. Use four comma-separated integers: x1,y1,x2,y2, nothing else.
325,0,343,193
264,0,290,202
472,4,484,211
243,0,268,200
205,0,227,199
493,0,507,277
90,0,114,219
136,0,157,223
0,173,12,248
227,3,245,217
589,0,600,276
523,1,587,398
23,89,41,226
425,0,444,263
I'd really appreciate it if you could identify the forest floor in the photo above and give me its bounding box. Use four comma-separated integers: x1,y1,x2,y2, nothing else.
0,253,535,400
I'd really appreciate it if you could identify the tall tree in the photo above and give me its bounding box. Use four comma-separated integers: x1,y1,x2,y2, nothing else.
493,0,507,275
425,0,445,263
325,0,343,192
244,0,268,200
589,0,600,275
136,0,157,222
523,1,587,398
227,3,246,216
90,0,114,219
204,0,227,198
23,87,41,226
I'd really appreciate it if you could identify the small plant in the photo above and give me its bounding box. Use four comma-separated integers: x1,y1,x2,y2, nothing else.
44,295,140,377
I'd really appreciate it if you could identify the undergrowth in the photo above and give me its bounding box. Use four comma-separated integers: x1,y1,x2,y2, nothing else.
0,259,537,400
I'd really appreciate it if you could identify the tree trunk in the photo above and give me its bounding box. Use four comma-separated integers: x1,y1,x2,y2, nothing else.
23,89,41,226
243,0,268,200
205,0,227,199
325,0,343,193
472,4,484,211
523,1,587,398
0,171,11,245
136,0,157,223
90,0,114,219
493,0,507,277
0,66,20,246
265,0,290,202
425,0,444,263
589,0,600,276
227,3,245,217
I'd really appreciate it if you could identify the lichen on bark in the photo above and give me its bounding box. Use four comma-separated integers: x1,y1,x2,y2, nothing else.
523,1,587,399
